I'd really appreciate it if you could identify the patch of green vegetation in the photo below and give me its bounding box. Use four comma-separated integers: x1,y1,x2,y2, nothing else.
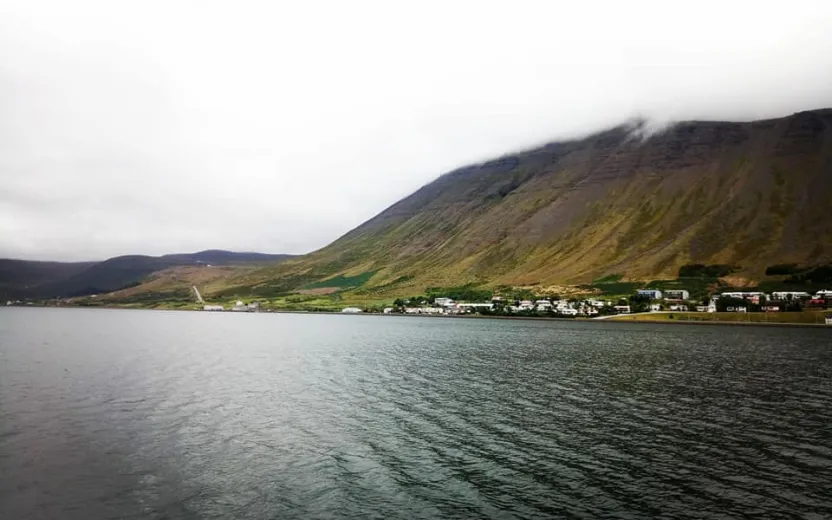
500,287,539,301
300,270,378,290
105,288,193,306
785,264,832,285
755,280,814,293
678,264,737,278
214,274,321,299
424,283,492,302
588,281,643,297
765,264,801,276
592,273,624,284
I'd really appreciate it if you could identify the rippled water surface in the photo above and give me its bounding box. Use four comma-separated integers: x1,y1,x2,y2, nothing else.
1,308,831,519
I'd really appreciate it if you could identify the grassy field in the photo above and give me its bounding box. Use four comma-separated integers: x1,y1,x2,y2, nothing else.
608,311,830,325
300,270,378,290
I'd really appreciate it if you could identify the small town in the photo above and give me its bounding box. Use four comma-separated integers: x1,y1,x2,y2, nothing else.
183,287,832,325
366,288,832,322
10,285,831,324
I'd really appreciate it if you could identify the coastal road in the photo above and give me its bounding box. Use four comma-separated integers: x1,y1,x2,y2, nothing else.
192,286,205,303
592,311,680,320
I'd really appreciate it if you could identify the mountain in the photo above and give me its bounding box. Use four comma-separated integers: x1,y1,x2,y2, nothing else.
0,260,97,299
0,250,295,299
219,109,832,299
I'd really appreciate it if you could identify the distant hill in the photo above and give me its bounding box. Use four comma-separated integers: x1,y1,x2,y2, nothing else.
218,109,832,299
0,260,97,299
0,250,295,299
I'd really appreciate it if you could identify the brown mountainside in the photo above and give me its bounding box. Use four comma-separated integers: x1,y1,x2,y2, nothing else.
228,109,832,295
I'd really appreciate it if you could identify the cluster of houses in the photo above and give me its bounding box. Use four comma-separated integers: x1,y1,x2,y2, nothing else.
635,288,832,314
5,300,37,307
388,296,608,317
203,301,260,312
378,288,832,322
201,288,832,324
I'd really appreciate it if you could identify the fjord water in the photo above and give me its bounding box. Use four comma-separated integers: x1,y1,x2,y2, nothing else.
1,308,831,519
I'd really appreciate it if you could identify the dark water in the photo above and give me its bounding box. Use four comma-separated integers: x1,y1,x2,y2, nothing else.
1,308,831,519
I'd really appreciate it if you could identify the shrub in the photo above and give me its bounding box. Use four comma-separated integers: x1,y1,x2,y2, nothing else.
678,264,737,278
765,264,800,276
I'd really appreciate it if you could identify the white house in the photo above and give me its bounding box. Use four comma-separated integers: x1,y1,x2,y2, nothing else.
577,305,595,315
383,307,394,314
434,297,455,307
518,300,535,311
649,304,661,311
613,305,631,314
559,308,578,316
815,290,832,299
638,289,663,299
341,307,363,313
668,304,688,312
457,303,494,312
231,301,260,312
535,300,553,311
203,305,224,311
721,292,766,300
663,289,689,300
771,291,810,301
720,292,767,305
406,307,444,314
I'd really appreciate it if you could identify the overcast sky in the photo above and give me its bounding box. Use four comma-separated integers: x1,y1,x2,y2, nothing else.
2,0,832,261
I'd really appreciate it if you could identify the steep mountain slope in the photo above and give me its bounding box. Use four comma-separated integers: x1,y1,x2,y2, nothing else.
223,109,832,297
1,250,295,299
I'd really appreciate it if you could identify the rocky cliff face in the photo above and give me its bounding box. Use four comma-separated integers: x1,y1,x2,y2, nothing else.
237,109,832,293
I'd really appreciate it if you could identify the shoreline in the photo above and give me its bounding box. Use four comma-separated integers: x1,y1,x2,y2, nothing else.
8,304,831,329
337,311,832,328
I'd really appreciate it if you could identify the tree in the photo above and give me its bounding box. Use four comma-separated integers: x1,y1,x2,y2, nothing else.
628,294,651,313
716,296,746,312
